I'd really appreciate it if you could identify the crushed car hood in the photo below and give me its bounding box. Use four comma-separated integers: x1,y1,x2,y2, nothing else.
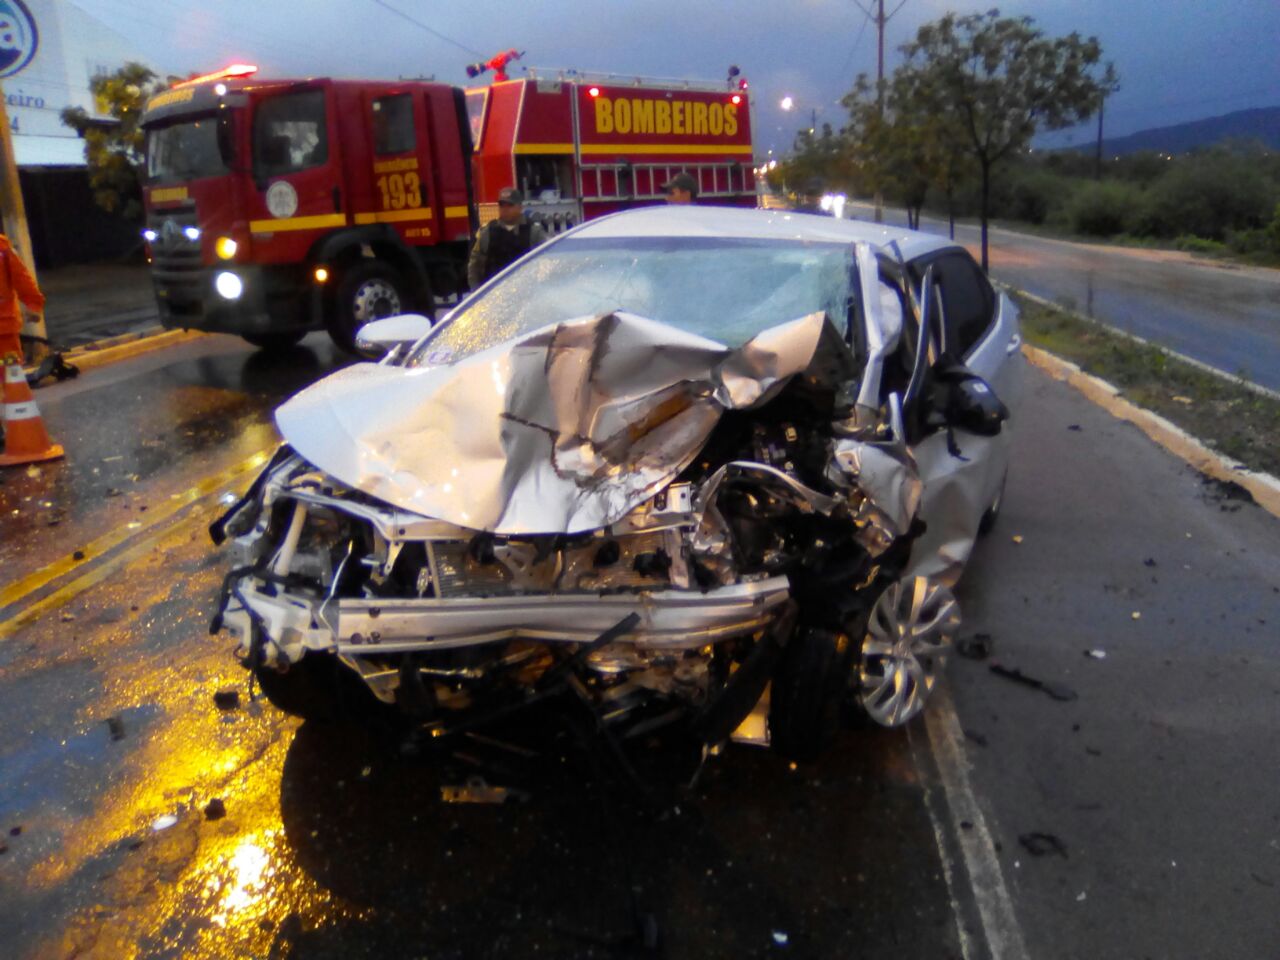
276,310,855,534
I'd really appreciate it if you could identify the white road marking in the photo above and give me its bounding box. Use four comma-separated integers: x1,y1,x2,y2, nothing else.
920,684,1030,960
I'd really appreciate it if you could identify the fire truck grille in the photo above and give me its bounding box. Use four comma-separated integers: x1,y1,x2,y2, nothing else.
148,204,203,299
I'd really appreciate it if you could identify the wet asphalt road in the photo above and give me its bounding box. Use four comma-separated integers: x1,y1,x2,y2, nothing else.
1,333,1279,959
849,202,1280,393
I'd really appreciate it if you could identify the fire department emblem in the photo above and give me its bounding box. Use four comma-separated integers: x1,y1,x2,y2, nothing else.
0,0,37,78
266,181,299,219
160,219,181,251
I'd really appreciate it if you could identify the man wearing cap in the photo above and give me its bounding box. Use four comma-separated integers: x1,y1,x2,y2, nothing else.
467,188,548,288
662,172,698,205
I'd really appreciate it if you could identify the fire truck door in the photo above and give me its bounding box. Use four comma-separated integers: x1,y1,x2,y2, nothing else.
247,86,346,255
357,91,435,242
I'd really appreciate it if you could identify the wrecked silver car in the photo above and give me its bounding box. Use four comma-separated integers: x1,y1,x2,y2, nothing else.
211,207,1020,759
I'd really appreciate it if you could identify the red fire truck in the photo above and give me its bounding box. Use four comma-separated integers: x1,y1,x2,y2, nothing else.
140,64,755,352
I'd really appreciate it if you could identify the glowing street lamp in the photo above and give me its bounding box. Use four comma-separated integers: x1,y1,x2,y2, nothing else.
780,96,794,111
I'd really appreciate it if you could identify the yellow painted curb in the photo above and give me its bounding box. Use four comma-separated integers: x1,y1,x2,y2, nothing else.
1022,343,1280,521
65,329,207,372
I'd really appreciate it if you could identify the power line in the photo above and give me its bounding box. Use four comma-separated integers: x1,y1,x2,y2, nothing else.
834,9,873,90
365,0,483,58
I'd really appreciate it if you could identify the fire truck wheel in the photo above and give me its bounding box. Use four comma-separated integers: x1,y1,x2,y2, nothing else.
241,331,306,352
329,260,407,353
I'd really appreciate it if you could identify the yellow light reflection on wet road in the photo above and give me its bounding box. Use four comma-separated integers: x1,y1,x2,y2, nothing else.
208,835,272,928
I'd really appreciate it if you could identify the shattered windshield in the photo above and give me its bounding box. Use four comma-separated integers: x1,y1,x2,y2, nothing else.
411,236,855,366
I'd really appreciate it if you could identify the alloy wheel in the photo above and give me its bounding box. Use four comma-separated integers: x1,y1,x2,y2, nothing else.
858,576,960,726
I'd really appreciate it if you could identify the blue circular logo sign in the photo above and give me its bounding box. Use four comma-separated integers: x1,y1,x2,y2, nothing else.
0,0,38,79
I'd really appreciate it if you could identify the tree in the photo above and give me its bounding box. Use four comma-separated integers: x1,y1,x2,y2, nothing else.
842,72,972,232
777,121,849,198
61,62,166,220
898,10,1117,269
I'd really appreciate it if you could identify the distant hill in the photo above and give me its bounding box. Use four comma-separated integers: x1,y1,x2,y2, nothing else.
1066,106,1280,156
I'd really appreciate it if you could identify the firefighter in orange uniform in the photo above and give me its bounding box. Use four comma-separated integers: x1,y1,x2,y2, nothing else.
0,233,44,363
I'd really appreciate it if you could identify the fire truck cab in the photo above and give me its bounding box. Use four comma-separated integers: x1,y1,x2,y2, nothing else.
140,65,755,353
142,68,474,351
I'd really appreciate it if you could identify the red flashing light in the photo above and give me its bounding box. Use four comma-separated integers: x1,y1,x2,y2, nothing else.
739,78,749,90
173,63,259,89
731,94,742,105
588,86,601,98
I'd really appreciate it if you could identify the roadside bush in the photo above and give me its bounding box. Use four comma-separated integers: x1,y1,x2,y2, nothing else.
1140,151,1274,239
1174,235,1227,255
1064,180,1144,236
1002,167,1069,224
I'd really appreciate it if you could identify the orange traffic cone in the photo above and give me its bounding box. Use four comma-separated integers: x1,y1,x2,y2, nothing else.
0,352,64,466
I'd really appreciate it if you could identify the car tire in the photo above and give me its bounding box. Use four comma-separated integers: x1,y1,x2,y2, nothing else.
328,260,410,354
253,653,380,722
241,330,306,352
769,624,853,762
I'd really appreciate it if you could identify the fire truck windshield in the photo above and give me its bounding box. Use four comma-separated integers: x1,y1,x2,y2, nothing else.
252,89,329,178
412,236,856,367
146,117,229,182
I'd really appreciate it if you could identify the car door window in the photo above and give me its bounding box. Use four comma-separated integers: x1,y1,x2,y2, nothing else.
253,89,328,177
935,253,995,357
372,94,416,155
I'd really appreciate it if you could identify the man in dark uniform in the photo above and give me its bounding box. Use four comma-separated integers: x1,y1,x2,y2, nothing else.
662,172,698,204
466,187,548,288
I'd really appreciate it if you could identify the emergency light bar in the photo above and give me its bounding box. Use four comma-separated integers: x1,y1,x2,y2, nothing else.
173,63,259,89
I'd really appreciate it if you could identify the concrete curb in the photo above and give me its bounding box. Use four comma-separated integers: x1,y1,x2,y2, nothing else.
62,328,207,372
1022,343,1280,521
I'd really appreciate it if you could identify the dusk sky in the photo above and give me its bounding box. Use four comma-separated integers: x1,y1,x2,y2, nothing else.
73,0,1280,155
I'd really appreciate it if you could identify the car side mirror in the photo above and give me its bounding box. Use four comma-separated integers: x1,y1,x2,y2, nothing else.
946,375,1008,436
354,313,434,355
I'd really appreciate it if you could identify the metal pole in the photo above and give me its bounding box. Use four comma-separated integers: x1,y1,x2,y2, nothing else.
0,81,48,361
872,0,886,222
1094,96,1105,181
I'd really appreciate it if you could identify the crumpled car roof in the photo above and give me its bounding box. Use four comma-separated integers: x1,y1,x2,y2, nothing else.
276,310,855,534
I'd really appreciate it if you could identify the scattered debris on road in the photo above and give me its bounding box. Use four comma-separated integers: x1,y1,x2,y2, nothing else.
989,662,1078,702
1131,611,1141,620
440,776,528,805
213,689,240,711
1143,557,1158,568
105,716,126,741
772,931,790,946
203,799,226,821
964,729,989,747
151,814,178,832
1019,832,1068,858
957,633,994,660
1011,535,1024,544
1083,649,1107,659
1067,424,1082,431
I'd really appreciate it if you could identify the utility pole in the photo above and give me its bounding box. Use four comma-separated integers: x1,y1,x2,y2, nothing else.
853,0,907,222
1094,95,1105,180
0,81,47,362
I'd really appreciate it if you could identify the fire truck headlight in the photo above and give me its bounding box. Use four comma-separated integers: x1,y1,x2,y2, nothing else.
215,236,238,260
215,271,244,300
313,266,329,283
142,229,158,242
183,226,202,242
